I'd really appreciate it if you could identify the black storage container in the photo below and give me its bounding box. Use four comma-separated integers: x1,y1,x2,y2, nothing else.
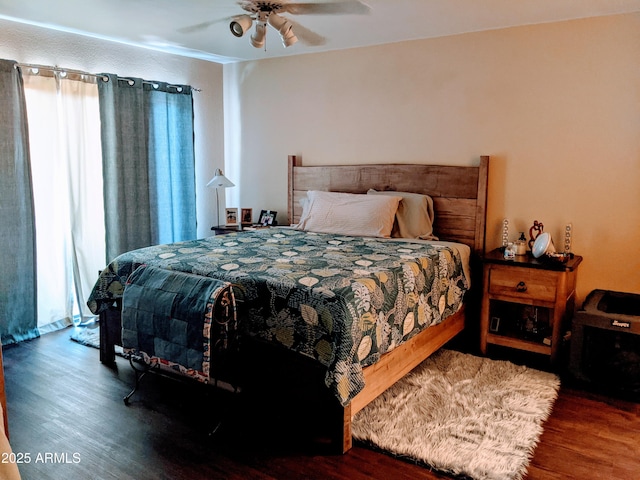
569,289,640,399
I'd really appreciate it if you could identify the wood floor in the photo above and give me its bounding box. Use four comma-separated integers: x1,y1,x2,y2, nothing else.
3,327,639,480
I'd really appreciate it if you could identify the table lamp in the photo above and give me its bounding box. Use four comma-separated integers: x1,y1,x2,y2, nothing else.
206,168,235,228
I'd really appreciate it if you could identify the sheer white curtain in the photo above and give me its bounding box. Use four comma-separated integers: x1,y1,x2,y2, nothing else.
23,74,105,329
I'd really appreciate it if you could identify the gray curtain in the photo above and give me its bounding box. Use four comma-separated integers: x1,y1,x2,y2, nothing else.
0,59,39,344
98,75,196,262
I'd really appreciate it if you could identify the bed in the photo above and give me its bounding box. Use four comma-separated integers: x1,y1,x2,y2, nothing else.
88,155,489,452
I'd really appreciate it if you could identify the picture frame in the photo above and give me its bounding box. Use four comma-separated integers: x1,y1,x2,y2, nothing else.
241,208,253,225
258,210,277,226
225,207,238,226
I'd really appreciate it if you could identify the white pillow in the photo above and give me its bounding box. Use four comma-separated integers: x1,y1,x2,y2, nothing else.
294,190,401,238
367,189,437,240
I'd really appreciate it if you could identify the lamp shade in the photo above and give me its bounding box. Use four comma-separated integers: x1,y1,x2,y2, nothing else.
268,13,298,47
230,15,253,37
206,168,235,189
250,22,267,49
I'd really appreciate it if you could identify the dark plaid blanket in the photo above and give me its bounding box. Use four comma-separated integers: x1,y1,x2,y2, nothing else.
122,265,236,382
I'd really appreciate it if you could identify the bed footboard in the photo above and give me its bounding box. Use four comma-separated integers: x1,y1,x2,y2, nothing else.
337,306,466,453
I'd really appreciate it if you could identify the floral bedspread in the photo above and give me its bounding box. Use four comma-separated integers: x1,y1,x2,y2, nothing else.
87,227,469,406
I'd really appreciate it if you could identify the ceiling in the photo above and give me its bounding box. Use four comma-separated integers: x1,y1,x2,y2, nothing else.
2,0,640,64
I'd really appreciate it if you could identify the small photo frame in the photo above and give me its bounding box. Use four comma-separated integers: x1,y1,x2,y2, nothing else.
258,210,277,226
225,207,238,226
241,208,253,225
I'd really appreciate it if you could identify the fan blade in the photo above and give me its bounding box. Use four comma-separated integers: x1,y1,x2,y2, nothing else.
177,16,235,34
288,18,326,46
282,1,370,15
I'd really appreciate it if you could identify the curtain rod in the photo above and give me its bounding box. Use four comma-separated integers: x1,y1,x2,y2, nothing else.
14,62,201,92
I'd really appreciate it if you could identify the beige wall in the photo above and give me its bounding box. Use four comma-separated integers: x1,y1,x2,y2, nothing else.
1,14,638,305
0,19,225,240
224,13,640,304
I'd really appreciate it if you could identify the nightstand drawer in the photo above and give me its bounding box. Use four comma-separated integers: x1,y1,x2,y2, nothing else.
488,266,557,303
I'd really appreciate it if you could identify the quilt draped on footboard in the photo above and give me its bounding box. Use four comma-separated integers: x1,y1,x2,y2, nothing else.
121,265,237,383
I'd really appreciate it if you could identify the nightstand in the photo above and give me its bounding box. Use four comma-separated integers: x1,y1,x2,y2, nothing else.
211,225,244,235
211,225,272,236
480,248,582,364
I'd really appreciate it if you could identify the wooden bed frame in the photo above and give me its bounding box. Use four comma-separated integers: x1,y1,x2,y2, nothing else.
287,155,489,452
99,155,489,453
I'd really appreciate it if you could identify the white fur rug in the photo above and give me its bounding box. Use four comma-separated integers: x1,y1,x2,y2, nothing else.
352,349,560,480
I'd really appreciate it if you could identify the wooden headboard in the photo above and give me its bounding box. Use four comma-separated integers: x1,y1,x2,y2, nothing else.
288,155,489,256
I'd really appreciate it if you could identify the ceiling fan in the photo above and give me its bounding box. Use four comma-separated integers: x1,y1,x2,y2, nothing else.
180,1,370,50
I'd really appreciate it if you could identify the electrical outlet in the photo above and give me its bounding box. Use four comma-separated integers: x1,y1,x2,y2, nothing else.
564,223,572,253
502,218,509,247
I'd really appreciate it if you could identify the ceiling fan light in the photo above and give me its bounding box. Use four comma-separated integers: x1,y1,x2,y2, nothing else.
267,13,291,35
250,22,267,48
230,15,253,37
267,13,298,48
281,30,298,47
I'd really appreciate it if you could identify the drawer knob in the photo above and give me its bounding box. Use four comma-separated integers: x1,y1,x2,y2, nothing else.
516,281,527,292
